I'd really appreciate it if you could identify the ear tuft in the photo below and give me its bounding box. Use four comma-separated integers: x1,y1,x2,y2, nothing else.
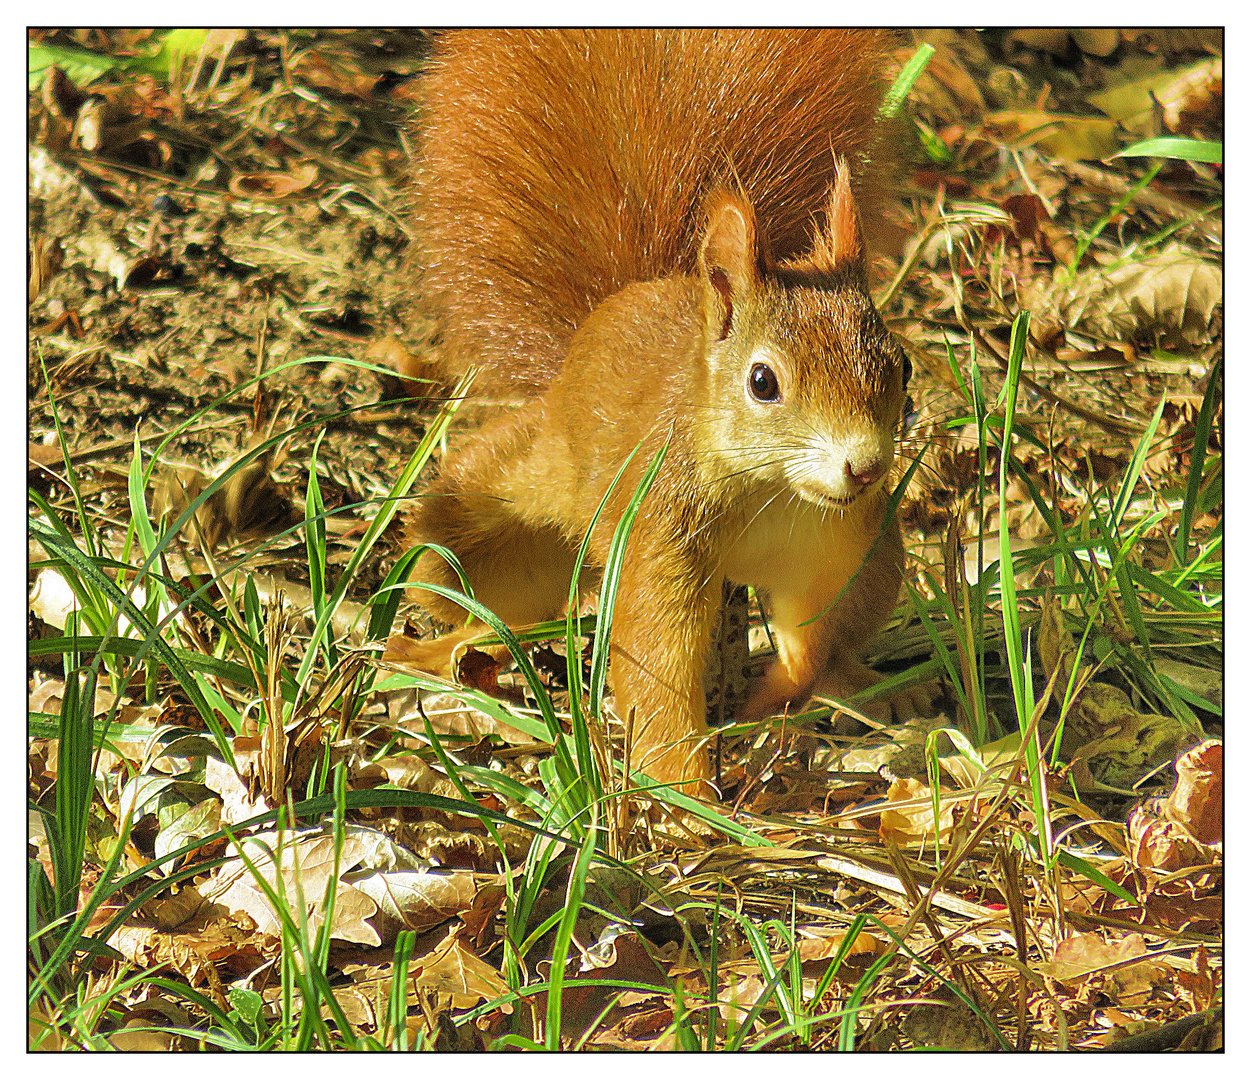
810,156,865,276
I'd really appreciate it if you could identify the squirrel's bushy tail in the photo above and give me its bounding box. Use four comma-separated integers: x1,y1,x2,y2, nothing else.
415,29,896,396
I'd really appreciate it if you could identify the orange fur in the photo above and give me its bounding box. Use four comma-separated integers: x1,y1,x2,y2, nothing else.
415,29,895,395
403,30,921,795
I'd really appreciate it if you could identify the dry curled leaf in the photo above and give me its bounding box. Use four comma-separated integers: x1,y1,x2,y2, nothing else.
200,824,430,946
797,929,884,977
1027,243,1221,349
1042,932,1168,1005
1067,683,1200,791
984,109,1119,161
400,820,499,868
1039,597,1204,790
41,62,86,120
372,753,437,791
1163,740,1223,845
228,161,319,200
204,750,268,825
393,687,543,747
409,926,510,1010
1101,246,1221,343
352,868,477,932
1127,739,1222,873
1088,57,1223,135
878,776,955,845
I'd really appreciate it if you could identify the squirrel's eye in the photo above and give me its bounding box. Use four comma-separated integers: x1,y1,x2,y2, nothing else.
749,363,780,402
901,356,913,389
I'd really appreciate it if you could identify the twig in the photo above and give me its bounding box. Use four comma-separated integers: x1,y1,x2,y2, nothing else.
1098,1006,1222,1052
972,328,1139,437
1056,160,1222,244
814,853,1002,921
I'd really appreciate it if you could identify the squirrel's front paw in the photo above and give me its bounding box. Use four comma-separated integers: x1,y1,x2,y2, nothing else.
882,678,942,721
815,658,942,724
738,661,814,724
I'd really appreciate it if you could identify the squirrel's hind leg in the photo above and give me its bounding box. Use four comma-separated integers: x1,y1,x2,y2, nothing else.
395,406,585,672
410,504,579,627
392,504,581,677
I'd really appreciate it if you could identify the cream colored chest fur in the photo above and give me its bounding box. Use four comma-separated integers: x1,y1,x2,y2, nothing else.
718,493,877,599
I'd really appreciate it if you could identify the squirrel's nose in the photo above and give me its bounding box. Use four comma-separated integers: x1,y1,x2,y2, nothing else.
845,456,886,488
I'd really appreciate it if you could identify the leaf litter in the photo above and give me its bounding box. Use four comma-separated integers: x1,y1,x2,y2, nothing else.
28,29,1221,1051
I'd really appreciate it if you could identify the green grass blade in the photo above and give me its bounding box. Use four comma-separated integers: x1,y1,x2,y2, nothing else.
1111,395,1167,528
31,524,235,755
544,828,597,1049
995,313,1050,864
1069,162,1163,273
997,312,1031,723
1175,359,1221,563
1114,137,1222,164
411,582,571,766
588,442,669,717
880,43,934,118
28,636,257,687
50,667,96,918
564,444,648,791
294,372,469,686
304,431,331,664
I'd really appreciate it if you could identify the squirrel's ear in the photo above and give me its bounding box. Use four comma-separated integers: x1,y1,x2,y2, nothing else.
811,157,865,277
699,189,762,341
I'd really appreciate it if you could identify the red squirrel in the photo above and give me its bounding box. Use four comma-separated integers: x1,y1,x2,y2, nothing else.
398,30,928,796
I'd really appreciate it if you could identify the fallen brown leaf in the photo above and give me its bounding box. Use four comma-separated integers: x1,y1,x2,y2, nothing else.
1127,739,1222,872
228,162,319,200
984,109,1120,161
1042,932,1168,1006
199,824,432,946
879,777,955,845
353,868,477,932
1163,739,1223,845
410,926,510,1010
1088,57,1223,134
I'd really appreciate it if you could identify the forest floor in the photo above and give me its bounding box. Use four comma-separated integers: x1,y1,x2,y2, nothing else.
28,29,1222,1052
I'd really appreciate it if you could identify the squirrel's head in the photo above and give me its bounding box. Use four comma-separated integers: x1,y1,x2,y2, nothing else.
696,167,910,510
